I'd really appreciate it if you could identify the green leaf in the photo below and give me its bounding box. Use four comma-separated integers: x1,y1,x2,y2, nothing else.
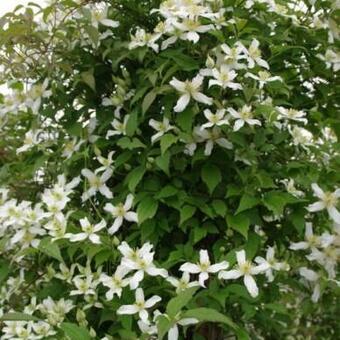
160,134,178,155
155,185,178,199
142,90,157,114
81,70,95,91
166,287,199,317
180,205,196,225
236,194,260,214
60,322,91,340
157,314,172,340
155,151,170,176
201,164,222,195
226,213,250,239
126,166,146,191
0,260,10,285
182,308,237,330
262,191,296,215
0,313,40,322
212,200,227,217
193,227,207,244
38,237,63,262
137,196,159,224
126,110,139,136
160,50,199,71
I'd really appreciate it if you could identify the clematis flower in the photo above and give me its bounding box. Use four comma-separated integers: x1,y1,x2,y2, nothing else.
81,169,113,201
121,246,168,289
104,194,138,234
117,288,161,322
70,275,97,296
245,71,282,89
276,107,308,124
209,65,242,90
180,249,229,287
219,250,269,297
106,115,129,138
170,75,213,112
100,265,131,299
95,151,115,173
201,109,229,129
129,28,160,52
194,126,233,156
91,5,119,28
254,247,289,282
65,217,106,244
307,183,340,223
220,42,248,70
290,222,322,251
16,130,41,154
299,267,321,302
149,117,174,143
228,105,261,131
246,39,269,69
166,272,200,293
173,19,213,43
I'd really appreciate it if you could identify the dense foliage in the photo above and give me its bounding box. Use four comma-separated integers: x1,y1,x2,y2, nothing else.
0,0,339,339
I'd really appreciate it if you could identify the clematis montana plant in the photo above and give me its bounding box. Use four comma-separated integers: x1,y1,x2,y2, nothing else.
0,0,339,339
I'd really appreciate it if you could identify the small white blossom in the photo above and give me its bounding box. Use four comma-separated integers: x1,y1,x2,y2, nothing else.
117,288,161,322
170,75,213,113
65,217,106,244
307,183,340,224
81,168,113,201
219,250,269,297
228,105,261,131
104,194,138,234
149,117,174,143
180,249,229,287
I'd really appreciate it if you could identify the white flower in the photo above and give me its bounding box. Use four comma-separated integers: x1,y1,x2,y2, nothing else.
106,115,129,138
95,151,115,173
129,28,160,52
121,245,168,289
246,39,269,69
220,42,248,70
276,107,307,124
149,117,174,143
245,71,282,89
228,105,261,131
65,217,106,244
317,49,340,72
180,249,229,287
289,126,313,147
70,275,97,296
306,246,339,279
166,272,200,293
219,250,269,298
81,168,113,201
173,19,213,43
100,265,131,299
91,5,119,28
280,178,305,198
299,267,321,302
117,288,161,322
104,194,138,234
170,75,213,113
16,130,41,154
209,65,242,90
26,79,52,114
290,222,322,251
255,247,289,282
307,183,340,224
62,138,84,159
194,126,233,156
201,109,229,129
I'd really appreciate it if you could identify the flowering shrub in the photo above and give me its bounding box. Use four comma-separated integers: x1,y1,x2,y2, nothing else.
0,0,339,339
